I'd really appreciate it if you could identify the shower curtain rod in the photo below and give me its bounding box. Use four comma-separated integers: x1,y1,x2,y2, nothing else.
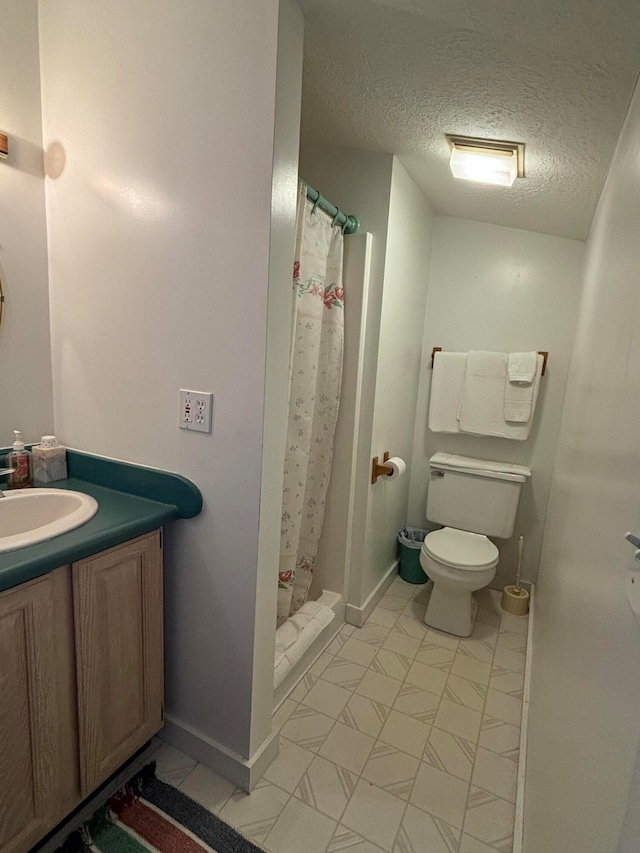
302,180,360,235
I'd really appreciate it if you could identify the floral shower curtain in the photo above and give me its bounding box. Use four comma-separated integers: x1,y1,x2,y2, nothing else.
277,186,345,625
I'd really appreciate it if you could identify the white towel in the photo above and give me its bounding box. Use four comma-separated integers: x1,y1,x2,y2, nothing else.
508,351,538,385
458,351,538,440
428,351,467,433
274,602,335,688
504,354,543,423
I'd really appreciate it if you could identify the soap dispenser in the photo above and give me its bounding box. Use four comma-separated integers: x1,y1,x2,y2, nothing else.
7,430,33,489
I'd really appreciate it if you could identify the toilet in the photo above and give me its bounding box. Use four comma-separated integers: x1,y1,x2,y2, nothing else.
420,453,531,637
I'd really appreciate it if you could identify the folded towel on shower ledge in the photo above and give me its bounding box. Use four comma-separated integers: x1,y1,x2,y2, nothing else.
274,601,335,688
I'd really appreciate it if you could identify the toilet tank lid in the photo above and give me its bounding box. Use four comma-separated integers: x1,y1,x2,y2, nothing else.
429,453,531,482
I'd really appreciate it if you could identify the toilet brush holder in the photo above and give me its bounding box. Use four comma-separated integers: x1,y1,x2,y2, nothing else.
501,585,530,616
501,534,529,616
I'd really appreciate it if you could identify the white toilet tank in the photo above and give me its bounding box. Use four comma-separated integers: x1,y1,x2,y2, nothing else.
427,453,531,539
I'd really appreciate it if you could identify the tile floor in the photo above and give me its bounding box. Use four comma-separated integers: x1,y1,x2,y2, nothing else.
153,578,529,853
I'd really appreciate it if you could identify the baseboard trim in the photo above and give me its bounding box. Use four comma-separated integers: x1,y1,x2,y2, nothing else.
514,581,535,853
162,715,279,793
345,558,399,627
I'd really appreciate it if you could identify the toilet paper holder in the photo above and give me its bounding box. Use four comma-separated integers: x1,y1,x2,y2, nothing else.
371,451,394,484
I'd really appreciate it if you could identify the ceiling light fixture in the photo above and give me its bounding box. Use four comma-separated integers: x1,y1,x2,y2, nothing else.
446,135,525,187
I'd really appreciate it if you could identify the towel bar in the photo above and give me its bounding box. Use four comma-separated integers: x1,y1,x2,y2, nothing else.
431,347,548,376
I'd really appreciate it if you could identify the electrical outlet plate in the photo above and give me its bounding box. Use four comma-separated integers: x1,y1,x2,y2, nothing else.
179,389,213,434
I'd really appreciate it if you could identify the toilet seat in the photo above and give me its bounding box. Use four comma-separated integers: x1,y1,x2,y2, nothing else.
422,527,498,571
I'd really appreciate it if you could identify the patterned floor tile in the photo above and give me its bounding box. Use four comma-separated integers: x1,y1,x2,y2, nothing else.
302,679,353,719
410,762,469,829
339,692,391,738
463,787,515,852
424,727,476,782
472,747,518,804
395,803,459,853
319,721,376,774
356,669,403,706
475,608,500,628
379,709,431,759
281,705,336,752
402,599,427,621
434,699,482,742
273,698,298,733
371,649,413,682
484,688,523,727
383,630,422,660
450,654,492,686
263,737,315,793
388,577,417,600
289,672,318,703
354,623,392,647
392,614,428,640
470,621,499,645
178,763,235,813
458,637,495,664
367,606,400,629
393,683,441,724
496,630,527,652
478,716,520,759
442,673,487,713
488,668,524,698
153,741,197,786
493,646,526,674
405,660,448,696
328,824,387,852
219,778,290,845
295,755,358,820
337,637,379,667
323,658,368,690
342,779,407,852
459,833,503,853
499,613,528,635
328,633,350,656
425,628,460,652
362,742,420,800
310,651,335,677
415,642,456,671
264,796,337,853
379,593,409,613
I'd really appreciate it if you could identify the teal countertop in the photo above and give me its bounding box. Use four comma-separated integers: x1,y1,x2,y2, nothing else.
0,450,203,593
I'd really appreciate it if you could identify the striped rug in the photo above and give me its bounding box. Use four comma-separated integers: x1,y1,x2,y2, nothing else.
56,763,265,853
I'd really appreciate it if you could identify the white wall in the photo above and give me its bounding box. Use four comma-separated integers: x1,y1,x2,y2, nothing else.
0,0,53,445
39,0,283,769
525,78,640,853
408,218,584,587
360,160,434,604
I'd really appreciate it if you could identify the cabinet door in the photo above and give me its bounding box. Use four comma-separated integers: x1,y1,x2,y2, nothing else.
73,531,163,794
0,575,59,853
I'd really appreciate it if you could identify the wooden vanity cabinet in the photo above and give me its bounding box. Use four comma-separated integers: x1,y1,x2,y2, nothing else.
73,530,164,794
0,529,163,853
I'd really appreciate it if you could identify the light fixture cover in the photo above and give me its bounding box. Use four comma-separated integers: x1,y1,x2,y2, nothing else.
446,135,524,187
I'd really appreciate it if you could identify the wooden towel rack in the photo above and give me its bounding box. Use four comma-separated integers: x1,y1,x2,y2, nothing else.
431,347,548,376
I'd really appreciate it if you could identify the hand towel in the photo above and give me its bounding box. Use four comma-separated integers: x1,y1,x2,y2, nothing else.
504,354,543,422
428,351,467,433
508,351,538,385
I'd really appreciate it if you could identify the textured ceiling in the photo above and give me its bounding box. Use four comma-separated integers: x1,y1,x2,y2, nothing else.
298,0,640,240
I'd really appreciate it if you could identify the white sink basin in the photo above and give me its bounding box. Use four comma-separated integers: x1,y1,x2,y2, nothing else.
0,488,99,554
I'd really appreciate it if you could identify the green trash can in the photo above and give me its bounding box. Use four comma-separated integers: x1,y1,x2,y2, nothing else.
398,527,430,584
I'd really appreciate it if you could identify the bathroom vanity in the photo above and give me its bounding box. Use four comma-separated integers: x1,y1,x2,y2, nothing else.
0,451,202,853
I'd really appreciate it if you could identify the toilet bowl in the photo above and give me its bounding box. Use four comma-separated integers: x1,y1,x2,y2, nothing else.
422,453,530,637
420,527,499,637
